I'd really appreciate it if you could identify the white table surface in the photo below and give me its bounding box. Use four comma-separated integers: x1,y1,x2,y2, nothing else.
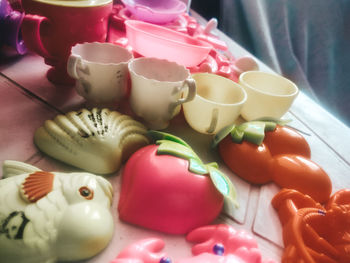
1,10,350,263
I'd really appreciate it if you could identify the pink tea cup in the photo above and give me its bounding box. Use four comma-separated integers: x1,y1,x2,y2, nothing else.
21,0,113,85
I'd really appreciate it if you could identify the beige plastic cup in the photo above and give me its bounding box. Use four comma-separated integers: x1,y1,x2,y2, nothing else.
129,57,196,130
183,73,247,134
67,42,133,107
239,71,299,121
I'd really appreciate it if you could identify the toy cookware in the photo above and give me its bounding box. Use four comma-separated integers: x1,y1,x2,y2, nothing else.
182,73,247,134
67,42,133,107
121,0,187,24
129,57,196,129
125,20,212,67
108,5,258,82
21,0,112,85
239,71,299,121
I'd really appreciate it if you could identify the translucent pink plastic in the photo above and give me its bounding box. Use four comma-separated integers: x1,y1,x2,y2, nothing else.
121,0,186,24
125,20,213,67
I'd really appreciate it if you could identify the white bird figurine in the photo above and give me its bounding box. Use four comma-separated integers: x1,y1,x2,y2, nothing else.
0,160,114,263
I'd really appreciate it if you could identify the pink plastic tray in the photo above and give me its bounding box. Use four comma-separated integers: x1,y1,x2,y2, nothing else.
125,20,213,67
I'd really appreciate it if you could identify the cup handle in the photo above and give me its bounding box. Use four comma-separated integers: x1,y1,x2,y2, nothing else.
206,108,219,134
175,78,196,106
67,54,84,80
21,14,50,58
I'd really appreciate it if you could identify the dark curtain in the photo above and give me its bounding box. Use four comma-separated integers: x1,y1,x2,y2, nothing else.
192,0,350,126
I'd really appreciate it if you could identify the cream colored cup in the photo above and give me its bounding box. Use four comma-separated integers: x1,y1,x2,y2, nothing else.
129,57,196,130
239,71,299,121
67,42,133,107
183,73,247,134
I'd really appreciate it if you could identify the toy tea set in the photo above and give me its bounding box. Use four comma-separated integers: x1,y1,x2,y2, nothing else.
2,0,350,262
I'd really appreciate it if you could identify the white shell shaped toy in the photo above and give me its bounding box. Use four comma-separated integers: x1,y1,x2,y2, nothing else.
0,160,114,263
34,108,150,174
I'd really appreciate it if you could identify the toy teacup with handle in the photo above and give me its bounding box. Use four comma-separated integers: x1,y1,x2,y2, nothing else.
21,0,113,85
129,57,196,130
239,71,299,121
67,42,133,107
183,73,247,134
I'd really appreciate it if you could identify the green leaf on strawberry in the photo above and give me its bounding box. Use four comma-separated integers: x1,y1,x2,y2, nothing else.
148,130,191,148
232,121,276,145
148,130,239,208
156,140,199,161
208,166,239,208
253,117,292,126
212,119,291,147
206,162,219,169
212,123,236,148
189,158,209,175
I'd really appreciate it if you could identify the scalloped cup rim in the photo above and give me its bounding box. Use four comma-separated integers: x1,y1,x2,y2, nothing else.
128,57,191,84
70,42,133,66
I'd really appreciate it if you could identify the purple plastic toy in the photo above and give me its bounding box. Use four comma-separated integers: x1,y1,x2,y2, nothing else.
121,0,186,24
0,0,26,55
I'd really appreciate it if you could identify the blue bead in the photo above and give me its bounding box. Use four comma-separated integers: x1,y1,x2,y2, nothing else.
160,257,172,263
213,243,225,255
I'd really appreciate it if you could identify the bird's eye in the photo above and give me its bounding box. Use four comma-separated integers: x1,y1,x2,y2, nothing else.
79,186,94,200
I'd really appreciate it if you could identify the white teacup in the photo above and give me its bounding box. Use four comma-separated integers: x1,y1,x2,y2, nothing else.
183,73,247,134
239,71,299,121
129,57,196,129
67,42,133,107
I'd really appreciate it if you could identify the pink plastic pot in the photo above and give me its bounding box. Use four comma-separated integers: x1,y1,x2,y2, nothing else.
121,0,186,24
125,20,212,67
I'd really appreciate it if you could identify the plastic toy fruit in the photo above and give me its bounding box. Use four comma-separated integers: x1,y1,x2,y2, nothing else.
213,120,332,203
118,131,238,234
272,188,350,263
0,160,114,263
111,224,277,263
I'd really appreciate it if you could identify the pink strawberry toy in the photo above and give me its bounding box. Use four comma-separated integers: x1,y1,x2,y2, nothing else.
111,224,277,263
118,131,238,234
